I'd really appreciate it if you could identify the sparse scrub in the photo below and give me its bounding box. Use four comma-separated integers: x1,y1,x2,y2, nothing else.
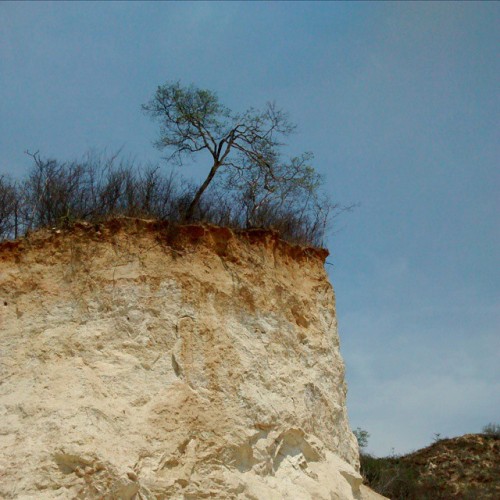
1,82,352,246
1,149,340,247
359,453,446,499
353,427,370,450
482,423,500,438
359,432,500,499
0,176,19,240
142,81,351,235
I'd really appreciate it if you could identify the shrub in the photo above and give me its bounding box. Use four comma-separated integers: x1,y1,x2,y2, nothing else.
2,150,343,247
481,423,500,438
353,427,370,449
359,453,447,499
0,176,19,240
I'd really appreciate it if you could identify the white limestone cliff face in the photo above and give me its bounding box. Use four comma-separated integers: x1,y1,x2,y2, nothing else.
0,220,385,499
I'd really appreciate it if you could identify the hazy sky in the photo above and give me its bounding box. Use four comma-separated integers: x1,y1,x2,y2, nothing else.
1,2,498,456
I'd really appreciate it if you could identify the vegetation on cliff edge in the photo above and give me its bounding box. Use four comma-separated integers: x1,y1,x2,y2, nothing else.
1,82,352,247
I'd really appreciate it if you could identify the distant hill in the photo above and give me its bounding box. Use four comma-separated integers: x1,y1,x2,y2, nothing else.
361,433,499,499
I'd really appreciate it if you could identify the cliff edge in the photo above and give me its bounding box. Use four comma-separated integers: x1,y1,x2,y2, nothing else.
0,219,384,499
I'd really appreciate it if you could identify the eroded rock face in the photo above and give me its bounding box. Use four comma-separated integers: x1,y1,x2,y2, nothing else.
0,220,383,499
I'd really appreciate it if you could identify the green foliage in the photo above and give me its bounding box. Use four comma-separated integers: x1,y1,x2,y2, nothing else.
2,81,352,246
353,427,370,449
142,82,232,163
359,453,447,500
142,81,335,225
359,432,500,499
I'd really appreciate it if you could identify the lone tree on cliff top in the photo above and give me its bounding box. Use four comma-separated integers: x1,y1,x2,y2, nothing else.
142,81,324,224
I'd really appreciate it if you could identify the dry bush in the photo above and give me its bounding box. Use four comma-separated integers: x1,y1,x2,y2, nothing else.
5,150,348,248
0,176,19,239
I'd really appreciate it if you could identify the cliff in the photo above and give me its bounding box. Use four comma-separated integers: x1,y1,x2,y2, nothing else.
0,219,384,499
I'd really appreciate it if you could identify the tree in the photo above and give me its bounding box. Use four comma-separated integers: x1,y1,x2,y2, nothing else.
482,423,500,437
353,427,370,450
142,81,315,222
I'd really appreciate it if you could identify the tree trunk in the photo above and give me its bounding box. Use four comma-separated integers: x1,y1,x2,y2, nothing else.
184,162,221,221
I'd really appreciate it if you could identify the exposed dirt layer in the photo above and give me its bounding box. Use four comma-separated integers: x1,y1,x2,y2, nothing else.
0,218,329,265
0,218,385,499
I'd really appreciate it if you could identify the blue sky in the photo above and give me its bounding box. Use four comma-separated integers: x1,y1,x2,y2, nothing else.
1,2,498,456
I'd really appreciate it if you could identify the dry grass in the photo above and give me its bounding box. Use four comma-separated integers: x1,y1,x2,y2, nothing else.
361,433,500,499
